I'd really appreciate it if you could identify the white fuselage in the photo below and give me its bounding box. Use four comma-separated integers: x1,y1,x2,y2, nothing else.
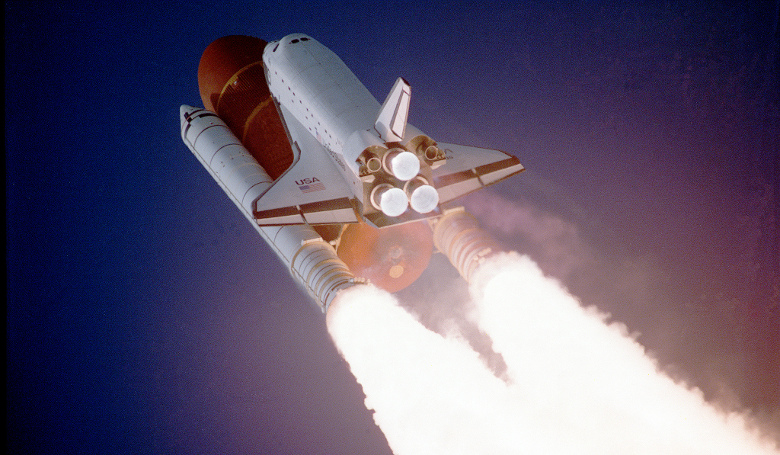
262,34,379,176
262,34,441,220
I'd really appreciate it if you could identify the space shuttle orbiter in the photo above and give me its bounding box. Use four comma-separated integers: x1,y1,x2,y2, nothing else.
181,34,523,309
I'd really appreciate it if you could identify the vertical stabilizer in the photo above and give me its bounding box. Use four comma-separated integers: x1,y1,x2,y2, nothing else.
375,77,411,142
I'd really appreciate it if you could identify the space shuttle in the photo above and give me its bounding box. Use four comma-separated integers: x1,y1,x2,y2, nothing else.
180,34,523,310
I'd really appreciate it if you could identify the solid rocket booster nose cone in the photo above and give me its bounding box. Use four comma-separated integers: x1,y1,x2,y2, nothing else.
380,187,409,217
389,151,420,181
179,105,199,129
180,105,197,119
410,184,439,213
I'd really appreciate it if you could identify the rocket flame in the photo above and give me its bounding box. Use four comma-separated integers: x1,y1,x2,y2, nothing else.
327,253,778,455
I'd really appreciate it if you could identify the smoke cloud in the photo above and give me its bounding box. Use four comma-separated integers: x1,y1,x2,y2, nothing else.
327,254,779,455
463,189,779,420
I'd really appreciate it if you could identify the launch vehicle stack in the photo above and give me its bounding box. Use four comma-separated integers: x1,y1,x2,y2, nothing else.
179,33,523,310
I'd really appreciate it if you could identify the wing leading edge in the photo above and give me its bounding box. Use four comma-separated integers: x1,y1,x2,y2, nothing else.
432,143,525,204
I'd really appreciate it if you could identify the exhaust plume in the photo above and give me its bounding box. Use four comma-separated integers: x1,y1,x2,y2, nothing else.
327,253,778,455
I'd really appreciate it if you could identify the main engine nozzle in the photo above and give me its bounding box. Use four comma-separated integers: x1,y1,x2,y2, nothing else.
405,176,439,214
371,183,408,217
384,148,420,181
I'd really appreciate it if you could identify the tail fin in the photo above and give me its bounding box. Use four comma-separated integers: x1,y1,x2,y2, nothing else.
375,77,411,142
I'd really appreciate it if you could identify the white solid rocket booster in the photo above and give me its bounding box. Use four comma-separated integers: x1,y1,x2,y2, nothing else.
180,105,362,311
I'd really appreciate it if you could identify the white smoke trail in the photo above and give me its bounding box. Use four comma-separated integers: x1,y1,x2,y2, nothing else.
327,285,543,454
470,253,778,454
327,254,779,455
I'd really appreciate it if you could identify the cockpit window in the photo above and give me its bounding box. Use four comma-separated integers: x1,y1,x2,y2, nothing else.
291,39,299,44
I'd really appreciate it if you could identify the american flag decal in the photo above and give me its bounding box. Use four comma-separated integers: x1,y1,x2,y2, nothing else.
298,181,326,193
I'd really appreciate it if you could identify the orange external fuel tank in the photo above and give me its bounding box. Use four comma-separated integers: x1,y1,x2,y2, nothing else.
336,221,433,293
197,35,293,179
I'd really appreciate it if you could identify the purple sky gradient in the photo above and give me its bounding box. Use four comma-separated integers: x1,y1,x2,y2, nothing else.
7,1,778,453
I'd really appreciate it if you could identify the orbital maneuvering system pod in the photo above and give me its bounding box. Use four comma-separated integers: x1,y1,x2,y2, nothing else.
180,34,524,311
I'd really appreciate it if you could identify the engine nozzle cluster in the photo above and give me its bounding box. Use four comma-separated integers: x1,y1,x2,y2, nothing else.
370,176,440,217
360,142,441,218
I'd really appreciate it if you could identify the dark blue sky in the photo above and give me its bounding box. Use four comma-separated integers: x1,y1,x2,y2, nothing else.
7,2,779,453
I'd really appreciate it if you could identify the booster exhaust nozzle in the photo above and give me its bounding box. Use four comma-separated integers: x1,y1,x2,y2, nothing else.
433,207,502,282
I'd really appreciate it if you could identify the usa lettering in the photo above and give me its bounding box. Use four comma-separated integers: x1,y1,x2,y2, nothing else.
295,177,320,185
